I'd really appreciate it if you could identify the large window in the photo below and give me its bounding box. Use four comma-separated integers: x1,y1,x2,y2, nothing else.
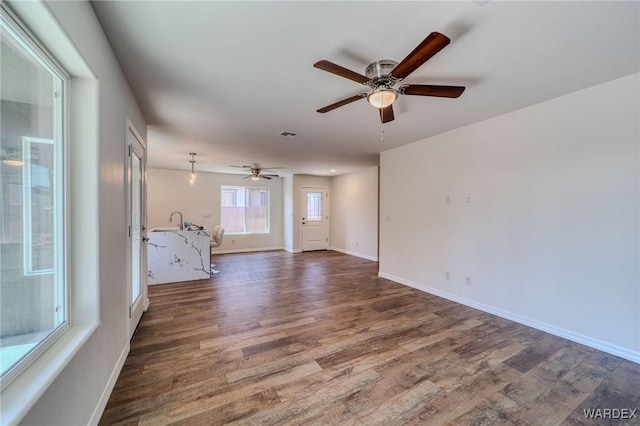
0,6,68,386
221,186,269,234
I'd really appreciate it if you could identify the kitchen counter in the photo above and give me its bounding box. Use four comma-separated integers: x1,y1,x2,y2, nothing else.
147,228,210,285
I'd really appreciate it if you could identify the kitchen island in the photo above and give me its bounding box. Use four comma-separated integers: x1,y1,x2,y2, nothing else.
147,228,210,285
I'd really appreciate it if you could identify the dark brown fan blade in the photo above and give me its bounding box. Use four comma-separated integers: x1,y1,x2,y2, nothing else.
231,165,252,168
317,94,367,113
401,84,465,98
391,32,450,80
314,60,369,84
260,175,272,180
379,105,395,123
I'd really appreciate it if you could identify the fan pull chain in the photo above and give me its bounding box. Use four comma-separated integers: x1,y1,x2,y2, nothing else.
380,122,385,142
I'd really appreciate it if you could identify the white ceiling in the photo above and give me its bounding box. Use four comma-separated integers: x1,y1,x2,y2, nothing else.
91,1,639,177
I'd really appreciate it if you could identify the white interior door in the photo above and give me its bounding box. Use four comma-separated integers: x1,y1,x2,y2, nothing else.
126,123,147,338
301,187,328,251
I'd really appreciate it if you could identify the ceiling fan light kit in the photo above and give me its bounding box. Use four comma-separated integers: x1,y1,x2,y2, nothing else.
367,88,397,109
314,32,465,123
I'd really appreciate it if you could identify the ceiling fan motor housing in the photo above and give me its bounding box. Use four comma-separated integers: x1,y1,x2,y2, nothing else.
365,59,398,79
365,59,400,92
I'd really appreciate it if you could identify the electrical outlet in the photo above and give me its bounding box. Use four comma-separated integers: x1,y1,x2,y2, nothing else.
465,194,472,203
386,215,391,222
232,239,235,244
465,276,471,285
445,271,450,280
445,195,451,204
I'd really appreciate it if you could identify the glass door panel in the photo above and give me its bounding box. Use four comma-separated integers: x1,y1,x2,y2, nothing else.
131,151,142,305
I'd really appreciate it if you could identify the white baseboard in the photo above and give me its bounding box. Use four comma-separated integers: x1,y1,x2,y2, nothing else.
378,271,640,364
88,342,130,426
330,247,378,262
283,247,301,253
212,246,284,255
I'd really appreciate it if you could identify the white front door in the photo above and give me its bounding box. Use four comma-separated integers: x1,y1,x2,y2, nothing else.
126,122,147,339
301,187,328,251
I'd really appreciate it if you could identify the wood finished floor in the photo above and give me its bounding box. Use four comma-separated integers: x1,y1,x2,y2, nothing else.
100,251,640,425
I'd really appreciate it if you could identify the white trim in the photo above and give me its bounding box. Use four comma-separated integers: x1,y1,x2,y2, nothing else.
378,271,640,364
126,118,146,149
88,342,129,426
125,120,147,340
0,324,97,425
212,246,284,255
283,248,302,253
330,247,378,262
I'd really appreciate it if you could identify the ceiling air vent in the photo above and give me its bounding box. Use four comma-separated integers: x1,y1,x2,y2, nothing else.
278,131,297,137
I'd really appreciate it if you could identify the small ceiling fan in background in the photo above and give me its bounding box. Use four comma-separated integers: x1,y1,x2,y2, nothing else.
314,32,465,123
230,164,282,181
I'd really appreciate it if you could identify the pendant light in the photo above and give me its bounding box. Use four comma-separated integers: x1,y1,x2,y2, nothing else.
189,152,197,186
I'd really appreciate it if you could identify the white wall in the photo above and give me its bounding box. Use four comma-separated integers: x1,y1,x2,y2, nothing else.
11,1,148,425
147,168,283,252
292,175,332,252
330,167,379,261
283,175,294,252
380,73,640,362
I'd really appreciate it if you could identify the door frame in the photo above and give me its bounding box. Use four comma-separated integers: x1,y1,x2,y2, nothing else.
300,186,329,251
125,119,148,339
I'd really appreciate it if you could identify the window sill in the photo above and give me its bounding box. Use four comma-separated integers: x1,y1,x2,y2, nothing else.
0,323,98,424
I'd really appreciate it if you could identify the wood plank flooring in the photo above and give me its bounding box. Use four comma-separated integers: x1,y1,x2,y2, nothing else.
100,251,640,425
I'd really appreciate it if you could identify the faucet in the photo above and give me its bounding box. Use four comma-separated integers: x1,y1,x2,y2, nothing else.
168,211,184,231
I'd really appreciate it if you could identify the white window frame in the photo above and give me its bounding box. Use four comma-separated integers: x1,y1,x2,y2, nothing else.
0,4,70,390
221,188,237,207
221,185,270,235
1,2,100,423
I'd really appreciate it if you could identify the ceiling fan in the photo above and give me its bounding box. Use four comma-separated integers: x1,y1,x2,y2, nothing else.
314,32,465,123
230,165,281,181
